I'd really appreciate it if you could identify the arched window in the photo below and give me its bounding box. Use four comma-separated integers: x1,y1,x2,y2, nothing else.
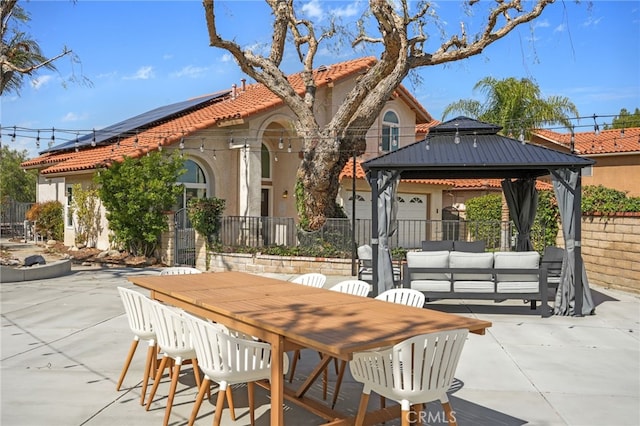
176,159,207,210
381,110,400,152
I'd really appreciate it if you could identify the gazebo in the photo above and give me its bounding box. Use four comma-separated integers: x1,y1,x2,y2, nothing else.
361,116,596,316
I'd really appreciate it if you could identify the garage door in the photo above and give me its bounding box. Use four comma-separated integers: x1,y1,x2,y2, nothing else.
344,191,427,248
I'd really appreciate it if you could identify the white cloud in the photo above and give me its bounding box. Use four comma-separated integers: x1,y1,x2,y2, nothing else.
331,2,359,19
582,16,603,27
533,19,550,29
31,74,53,90
171,65,210,79
221,53,233,63
554,23,566,33
302,0,324,20
124,66,155,80
61,112,87,122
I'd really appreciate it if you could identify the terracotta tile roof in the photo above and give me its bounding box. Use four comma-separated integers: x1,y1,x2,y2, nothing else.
532,127,640,155
26,56,434,175
416,120,441,135
340,159,453,186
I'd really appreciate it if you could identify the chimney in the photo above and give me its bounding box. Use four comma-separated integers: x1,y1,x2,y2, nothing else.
241,78,246,91
231,83,237,98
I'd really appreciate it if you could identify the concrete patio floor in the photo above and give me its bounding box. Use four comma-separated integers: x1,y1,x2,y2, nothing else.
1,260,638,425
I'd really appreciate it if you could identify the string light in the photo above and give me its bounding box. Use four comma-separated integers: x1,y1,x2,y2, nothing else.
212,149,216,160
74,133,80,152
518,129,525,144
11,126,16,142
91,129,97,147
453,124,460,144
200,138,205,153
287,141,292,153
133,131,138,148
473,132,478,148
278,133,284,150
593,114,600,135
49,128,55,148
36,130,40,149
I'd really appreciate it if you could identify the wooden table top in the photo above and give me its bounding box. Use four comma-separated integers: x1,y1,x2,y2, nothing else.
129,271,492,358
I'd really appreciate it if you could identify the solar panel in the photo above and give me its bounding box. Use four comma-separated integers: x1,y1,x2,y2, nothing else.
41,90,230,154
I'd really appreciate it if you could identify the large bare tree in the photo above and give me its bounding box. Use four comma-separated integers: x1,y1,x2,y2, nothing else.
203,0,555,231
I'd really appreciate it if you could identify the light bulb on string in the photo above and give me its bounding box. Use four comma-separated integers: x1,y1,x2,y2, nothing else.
212,149,216,160
133,131,139,148
200,138,205,153
11,126,16,142
278,133,284,150
91,129,97,147
473,132,478,148
593,114,600,135
518,129,525,144
453,124,460,144
36,130,40,149
49,128,55,148
287,140,292,153
74,133,80,152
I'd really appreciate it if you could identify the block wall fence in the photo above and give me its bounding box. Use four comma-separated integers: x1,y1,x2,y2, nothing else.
579,213,640,294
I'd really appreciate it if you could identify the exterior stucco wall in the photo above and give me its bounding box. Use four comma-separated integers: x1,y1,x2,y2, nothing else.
582,154,640,197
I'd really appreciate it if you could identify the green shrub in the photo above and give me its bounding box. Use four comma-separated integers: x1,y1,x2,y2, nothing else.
582,185,640,214
26,201,63,240
188,197,226,270
94,151,185,257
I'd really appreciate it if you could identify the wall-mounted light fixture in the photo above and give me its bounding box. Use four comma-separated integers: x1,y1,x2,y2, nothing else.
282,190,288,199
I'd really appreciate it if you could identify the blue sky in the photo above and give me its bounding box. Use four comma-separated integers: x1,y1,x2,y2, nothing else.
3,0,639,158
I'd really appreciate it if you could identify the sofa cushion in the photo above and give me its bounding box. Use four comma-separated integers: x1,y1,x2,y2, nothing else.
494,251,540,282
453,240,486,253
453,280,495,293
411,280,452,292
406,251,450,280
449,251,494,281
496,281,539,293
421,240,454,252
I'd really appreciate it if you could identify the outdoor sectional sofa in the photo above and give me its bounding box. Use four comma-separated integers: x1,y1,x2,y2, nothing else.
403,249,550,317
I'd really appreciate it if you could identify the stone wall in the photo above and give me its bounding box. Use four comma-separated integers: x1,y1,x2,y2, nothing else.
206,252,354,277
581,213,640,294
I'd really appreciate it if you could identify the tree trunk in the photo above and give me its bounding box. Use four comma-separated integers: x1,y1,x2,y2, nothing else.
296,130,366,231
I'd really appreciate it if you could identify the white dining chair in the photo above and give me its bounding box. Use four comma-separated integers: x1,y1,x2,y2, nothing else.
350,329,469,426
145,301,202,426
375,288,426,308
329,279,371,297
290,272,327,288
159,266,202,275
183,312,289,426
116,287,157,405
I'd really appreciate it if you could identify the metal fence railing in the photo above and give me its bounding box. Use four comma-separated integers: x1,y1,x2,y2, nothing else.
0,199,34,239
217,216,553,253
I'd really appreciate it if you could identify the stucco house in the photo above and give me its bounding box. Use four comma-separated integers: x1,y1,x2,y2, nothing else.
23,56,464,261
530,126,640,197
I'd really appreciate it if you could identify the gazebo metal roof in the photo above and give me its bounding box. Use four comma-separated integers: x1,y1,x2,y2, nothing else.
362,116,594,179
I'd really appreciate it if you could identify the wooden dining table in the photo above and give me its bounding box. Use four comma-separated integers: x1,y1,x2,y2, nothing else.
128,271,491,425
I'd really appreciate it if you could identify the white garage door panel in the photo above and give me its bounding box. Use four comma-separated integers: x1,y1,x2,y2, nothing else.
344,192,426,220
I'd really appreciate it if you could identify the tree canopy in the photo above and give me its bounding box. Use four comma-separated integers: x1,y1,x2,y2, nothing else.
0,0,87,95
442,76,579,136
202,0,556,230
0,145,36,202
610,108,640,129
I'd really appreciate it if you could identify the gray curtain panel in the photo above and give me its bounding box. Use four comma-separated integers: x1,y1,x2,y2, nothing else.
552,168,595,316
501,178,538,252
